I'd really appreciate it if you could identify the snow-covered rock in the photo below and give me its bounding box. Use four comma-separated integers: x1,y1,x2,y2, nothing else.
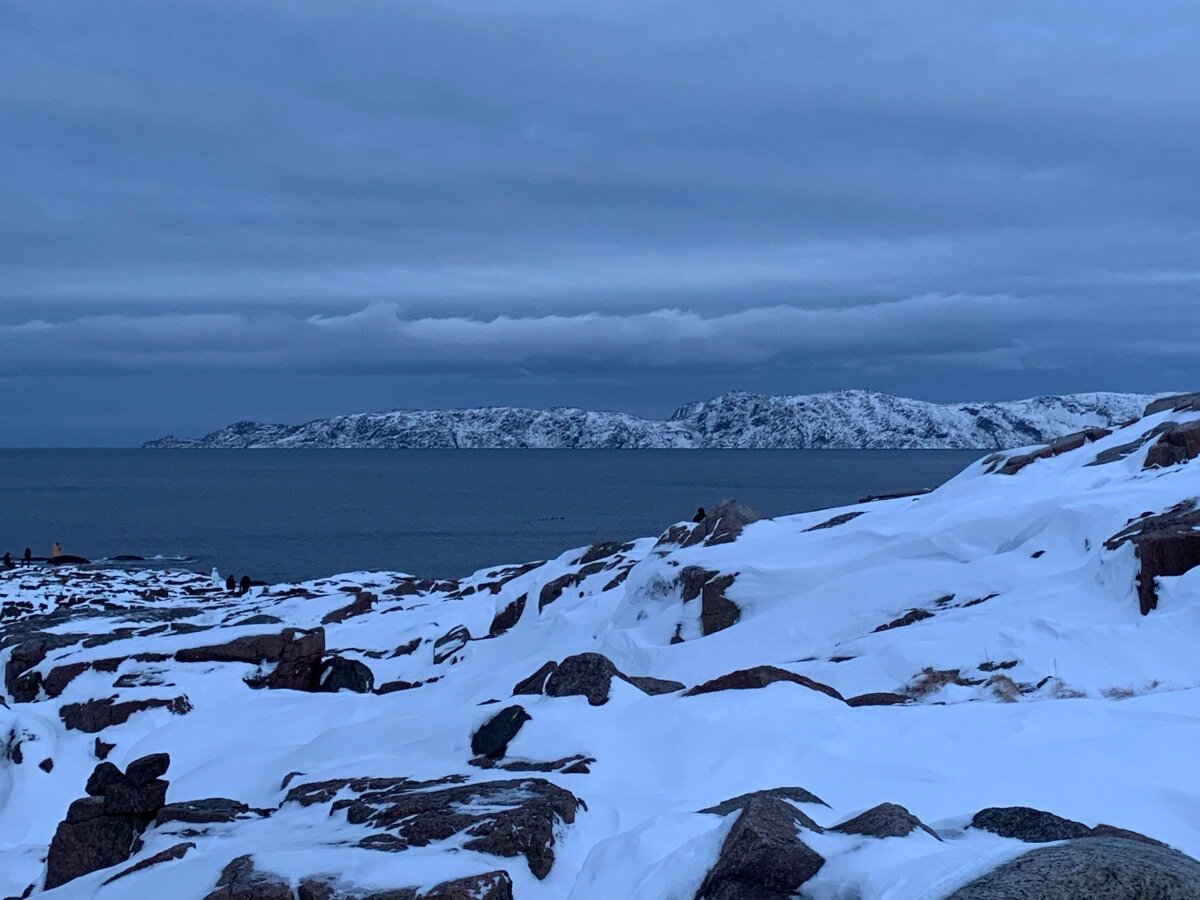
7,392,1200,897
142,389,1156,449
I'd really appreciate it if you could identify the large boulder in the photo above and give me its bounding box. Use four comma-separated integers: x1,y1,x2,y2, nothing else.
970,805,1164,846
45,754,173,889
544,653,623,706
696,796,825,899
315,657,375,693
1144,421,1200,469
1105,502,1200,614
471,705,531,759
947,836,1200,899
970,806,1092,842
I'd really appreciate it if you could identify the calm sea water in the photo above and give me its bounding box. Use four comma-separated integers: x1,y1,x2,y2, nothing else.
0,450,982,583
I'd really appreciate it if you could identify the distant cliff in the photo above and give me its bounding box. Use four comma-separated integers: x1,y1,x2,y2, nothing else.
143,389,1156,450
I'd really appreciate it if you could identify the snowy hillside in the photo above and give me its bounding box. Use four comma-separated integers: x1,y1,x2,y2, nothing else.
7,390,1200,898
142,389,1155,450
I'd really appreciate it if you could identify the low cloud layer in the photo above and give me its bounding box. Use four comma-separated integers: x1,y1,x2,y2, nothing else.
2,1,1198,443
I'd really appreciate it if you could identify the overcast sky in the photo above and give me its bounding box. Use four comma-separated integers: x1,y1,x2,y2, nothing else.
2,1,1198,445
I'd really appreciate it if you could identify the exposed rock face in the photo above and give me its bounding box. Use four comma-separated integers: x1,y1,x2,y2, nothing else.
874,608,934,632
296,870,514,900
832,803,941,840
1144,421,1200,469
156,798,259,827
676,568,741,637
60,695,192,733
286,775,581,879
625,675,685,695
203,855,293,900
1145,392,1200,417
575,541,635,565
538,573,584,611
5,631,85,701
488,595,526,636
845,692,908,707
1105,501,1200,614
101,841,195,885
45,753,173,889
175,628,326,690
513,661,557,695
321,591,376,625
432,625,470,664
684,666,844,702
471,705,531,759
696,796,825,900
989,427,1112,475
316,657,375,693
947,837,1200,900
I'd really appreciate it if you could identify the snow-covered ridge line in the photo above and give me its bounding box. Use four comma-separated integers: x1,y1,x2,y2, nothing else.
143,388,1158,449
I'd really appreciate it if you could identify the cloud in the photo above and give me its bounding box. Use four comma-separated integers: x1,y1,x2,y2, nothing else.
3,293,1194,383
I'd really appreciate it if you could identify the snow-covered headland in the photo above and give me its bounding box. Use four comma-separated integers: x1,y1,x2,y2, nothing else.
5,391,1200,898
142,389,1153,450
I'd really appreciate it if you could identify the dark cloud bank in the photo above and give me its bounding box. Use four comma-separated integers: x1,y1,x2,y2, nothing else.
1,0,1197,445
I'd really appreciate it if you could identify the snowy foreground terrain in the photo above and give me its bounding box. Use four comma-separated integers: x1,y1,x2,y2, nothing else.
143,389,1153,450
6,392,1200,898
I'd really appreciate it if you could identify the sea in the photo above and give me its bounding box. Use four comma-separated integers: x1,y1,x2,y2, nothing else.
0,449,983,584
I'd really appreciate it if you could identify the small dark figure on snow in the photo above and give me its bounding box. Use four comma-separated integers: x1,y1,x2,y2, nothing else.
692,507,706,524
225,574,235,593
239,575,251,596
2,552,11,569
23,547,31,566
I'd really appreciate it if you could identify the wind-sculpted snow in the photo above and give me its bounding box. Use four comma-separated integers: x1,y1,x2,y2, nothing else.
143,389,1155,449
8,394,1200,897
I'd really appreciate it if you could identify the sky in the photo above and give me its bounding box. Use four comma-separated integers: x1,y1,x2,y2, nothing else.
1,1,1198,446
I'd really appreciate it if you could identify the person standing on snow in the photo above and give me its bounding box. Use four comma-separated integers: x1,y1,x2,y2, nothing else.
52,542,63,558
23,547,31,566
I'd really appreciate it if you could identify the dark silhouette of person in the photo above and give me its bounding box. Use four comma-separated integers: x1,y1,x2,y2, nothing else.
239,575,251,596
23,547,31,566
2,552,11,569
225,574,236,593
692,507,706,523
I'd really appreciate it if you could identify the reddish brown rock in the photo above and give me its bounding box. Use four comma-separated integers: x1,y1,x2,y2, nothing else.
684,666,844,702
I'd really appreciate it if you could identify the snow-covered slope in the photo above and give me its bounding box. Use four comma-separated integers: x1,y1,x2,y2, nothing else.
7,391,1200,898
142,389,1155,449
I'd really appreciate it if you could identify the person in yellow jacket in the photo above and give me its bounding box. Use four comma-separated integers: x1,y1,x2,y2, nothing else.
52,542,62,558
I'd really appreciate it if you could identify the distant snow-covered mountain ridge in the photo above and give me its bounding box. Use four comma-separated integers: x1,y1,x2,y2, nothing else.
143,389,1157,450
